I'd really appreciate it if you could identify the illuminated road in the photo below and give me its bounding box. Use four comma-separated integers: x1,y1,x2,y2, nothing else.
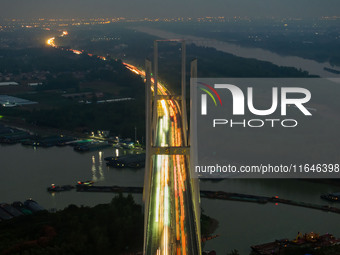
48,33,200,255
125,63,200,255
46,31,106,60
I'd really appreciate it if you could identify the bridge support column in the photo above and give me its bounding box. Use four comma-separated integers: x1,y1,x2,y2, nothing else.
143,59,153,255
181,41,188,146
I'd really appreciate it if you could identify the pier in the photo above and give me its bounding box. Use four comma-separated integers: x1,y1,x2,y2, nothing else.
71,185,340,215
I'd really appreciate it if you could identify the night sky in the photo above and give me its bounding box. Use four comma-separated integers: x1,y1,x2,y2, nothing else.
0,0,339,19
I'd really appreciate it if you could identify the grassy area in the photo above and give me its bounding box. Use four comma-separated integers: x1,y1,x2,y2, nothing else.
15,91,75,109
80,81,125,97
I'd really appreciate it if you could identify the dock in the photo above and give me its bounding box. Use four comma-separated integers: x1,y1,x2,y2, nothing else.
73,140,111,152
200,190,340,214
73,185,340,215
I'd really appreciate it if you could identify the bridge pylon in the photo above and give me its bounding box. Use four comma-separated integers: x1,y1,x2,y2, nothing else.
143,40,201,255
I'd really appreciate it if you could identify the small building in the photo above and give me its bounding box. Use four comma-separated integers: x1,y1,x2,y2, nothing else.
0,82,19,86
0,95,37,107
62,92,104,99
28,82,43,86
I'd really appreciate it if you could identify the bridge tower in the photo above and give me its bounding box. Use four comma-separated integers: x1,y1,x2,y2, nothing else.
143,40,201,255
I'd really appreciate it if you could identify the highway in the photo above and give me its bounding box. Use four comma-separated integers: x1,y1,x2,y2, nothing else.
47,33,200,255
124,63,199,255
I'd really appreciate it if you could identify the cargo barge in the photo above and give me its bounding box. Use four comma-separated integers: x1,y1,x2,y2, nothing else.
47,184,75,192
321,192,340,202
105,153,145,168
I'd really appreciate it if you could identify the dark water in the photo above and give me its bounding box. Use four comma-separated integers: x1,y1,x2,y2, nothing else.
200,179,340,254
0,144,144,209
1,144,340,254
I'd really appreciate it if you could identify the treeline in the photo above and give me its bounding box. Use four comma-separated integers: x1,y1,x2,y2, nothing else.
0,195,219,255
37,58,145,93
84,59,145,97
0,47,107,74
40,73,79,91
187,44,312,78
0,195,144,255
25,100,145,138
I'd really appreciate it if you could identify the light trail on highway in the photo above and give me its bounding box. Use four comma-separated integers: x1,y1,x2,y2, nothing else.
124,62,197,255
46,31,106,60
47,32,199,255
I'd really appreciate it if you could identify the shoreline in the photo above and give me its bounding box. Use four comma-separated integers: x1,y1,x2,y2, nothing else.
0,117,89,138
134,26,340,78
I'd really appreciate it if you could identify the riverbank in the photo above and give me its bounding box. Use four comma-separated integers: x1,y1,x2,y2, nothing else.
134,26,340,78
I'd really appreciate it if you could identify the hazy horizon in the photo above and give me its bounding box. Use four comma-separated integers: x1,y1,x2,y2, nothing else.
0,0,339,19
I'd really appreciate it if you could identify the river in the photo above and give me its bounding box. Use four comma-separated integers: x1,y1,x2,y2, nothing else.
1,144,340,254
135,26,340,78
